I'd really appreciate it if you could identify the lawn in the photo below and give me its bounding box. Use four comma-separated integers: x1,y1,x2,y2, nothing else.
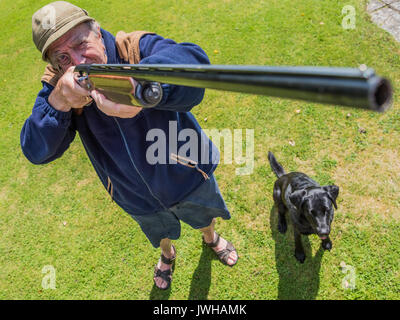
0,0,399,300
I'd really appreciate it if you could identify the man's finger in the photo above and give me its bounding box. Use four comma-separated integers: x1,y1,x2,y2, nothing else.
90,90,104,104
91,90,111,112
70,74,91,96
91,90,142,118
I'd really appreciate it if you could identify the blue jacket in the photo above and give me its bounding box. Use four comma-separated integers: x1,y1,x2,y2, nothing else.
20,29,220,216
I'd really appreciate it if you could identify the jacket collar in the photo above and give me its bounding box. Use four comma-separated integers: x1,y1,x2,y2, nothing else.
100,28,123,64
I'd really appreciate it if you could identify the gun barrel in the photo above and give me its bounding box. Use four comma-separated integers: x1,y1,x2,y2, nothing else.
75,64,393,112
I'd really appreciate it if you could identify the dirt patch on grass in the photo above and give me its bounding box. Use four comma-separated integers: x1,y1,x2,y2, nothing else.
293,157,317,175
0,187,8,201
16,166,29,183
76,178,94,189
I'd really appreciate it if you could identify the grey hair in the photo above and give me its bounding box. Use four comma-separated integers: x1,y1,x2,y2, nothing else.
85,20,101,35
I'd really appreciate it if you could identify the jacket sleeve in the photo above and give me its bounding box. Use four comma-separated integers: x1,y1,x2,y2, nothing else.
20,82,77,164
139,34,210,112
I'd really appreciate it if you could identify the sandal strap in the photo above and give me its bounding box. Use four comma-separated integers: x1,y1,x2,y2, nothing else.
203,232,238,267
216,241,235,260
154,267,173,290
203,232,220,248
154,267,172,281
154,245,176,290
161,245,176,265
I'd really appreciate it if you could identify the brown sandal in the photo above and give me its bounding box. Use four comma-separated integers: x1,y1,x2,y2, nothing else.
203,232,238,267
153,245,176,290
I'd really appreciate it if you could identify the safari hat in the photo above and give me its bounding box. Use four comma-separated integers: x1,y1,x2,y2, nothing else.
32,1,95,61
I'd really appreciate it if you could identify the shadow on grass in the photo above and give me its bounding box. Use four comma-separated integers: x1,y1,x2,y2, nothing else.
270,206,324,300
188,243,215,300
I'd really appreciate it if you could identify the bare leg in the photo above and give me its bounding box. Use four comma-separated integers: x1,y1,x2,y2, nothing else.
200,218,216,242
200,218,238,266
154,238,175,289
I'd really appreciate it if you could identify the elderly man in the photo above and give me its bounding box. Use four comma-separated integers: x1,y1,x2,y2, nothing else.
21,1,238,290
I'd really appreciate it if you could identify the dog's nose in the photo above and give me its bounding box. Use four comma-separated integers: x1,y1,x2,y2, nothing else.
317,228,330,237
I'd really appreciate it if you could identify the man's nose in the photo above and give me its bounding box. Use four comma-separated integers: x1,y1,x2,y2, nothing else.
70,51,86,66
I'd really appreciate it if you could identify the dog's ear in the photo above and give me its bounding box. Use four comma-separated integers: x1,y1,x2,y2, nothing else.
289,190,307,210
323,185,339,209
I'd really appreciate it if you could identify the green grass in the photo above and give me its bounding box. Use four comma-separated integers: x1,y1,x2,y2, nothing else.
1,0,399,299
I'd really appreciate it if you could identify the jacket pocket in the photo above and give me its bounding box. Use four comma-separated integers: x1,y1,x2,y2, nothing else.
170,153,210,180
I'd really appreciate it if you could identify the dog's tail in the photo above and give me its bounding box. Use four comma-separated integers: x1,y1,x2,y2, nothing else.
268,151,286,178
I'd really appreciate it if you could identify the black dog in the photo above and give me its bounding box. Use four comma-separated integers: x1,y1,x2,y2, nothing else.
268,151,339,263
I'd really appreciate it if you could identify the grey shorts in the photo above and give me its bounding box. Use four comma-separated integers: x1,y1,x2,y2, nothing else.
130,174,231,248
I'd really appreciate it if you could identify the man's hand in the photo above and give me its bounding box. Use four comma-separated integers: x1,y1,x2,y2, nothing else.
90,90,143,118
49,66,92,112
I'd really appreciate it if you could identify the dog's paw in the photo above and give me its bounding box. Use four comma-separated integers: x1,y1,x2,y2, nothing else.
278,221,287,234
322,240,332,251
294,251,306,263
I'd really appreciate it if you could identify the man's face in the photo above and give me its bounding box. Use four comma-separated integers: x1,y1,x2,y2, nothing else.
47,22,107,73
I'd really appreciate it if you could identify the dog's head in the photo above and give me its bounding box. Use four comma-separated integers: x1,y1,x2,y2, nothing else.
289,185,339,239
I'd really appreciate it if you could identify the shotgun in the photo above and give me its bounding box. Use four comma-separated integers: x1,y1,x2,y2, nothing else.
74,64,393,112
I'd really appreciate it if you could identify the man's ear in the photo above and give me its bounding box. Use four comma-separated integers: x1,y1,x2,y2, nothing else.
323,185,339,209
289,190,307,210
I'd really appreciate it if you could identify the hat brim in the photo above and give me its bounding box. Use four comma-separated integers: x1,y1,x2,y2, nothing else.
41,15,95,62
